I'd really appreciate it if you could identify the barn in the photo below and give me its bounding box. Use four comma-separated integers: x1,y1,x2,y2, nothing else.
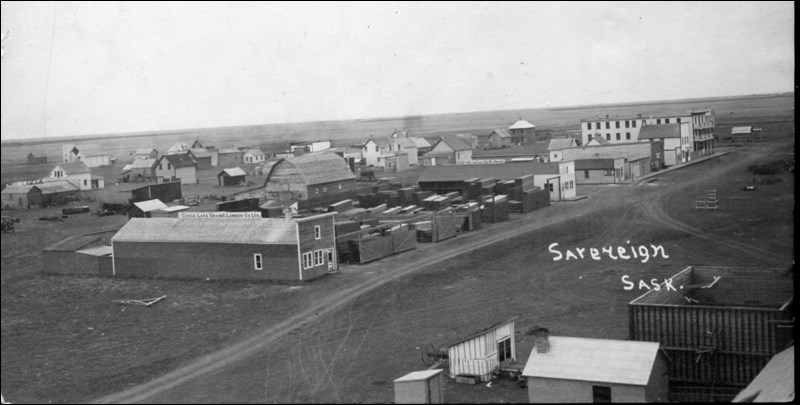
110,213,337,281
522,335,669,403
218,167,247,186
628,265,794,402
263,152,356,211
447,317,517,382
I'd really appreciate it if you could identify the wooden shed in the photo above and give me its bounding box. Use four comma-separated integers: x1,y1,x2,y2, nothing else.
447,317,517,382
131,181,182,204
394,369,444,404
522,335,669,403
218,167,247,186
1,184,35,209
128,199,168,219
42,231,117,276
111,213,337,281
629,266,794,402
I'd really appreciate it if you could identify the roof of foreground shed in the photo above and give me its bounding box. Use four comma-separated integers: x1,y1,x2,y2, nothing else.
111,217,299,245
732,346,794,402
522,336,660,386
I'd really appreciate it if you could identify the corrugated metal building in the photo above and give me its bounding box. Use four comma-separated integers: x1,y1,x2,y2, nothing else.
263,153,356,211
522,336,669,403
111,213,337,281
447,318,516,382
629,266,794,402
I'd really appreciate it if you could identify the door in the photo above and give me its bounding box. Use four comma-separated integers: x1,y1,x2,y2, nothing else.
327,248,336,271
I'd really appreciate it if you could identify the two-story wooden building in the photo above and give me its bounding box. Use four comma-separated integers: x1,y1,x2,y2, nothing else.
152,153,198,185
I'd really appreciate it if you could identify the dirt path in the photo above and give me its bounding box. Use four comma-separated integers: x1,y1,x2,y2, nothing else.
93,142,790,403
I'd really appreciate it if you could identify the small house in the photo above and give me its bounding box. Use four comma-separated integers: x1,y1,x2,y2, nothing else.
362,136,393,166
1,184,35,209
27,153,47,164
410,137,433,156
243,148,266,164
152,153,197,185
522,335,669,403
218,167,247,186
428,135,473,164
488,129,513,149
82,154,111,167
290,140,332,155
447,317,517,382
134,148,159,160
391,131,419,165
124,158,156,183
49,161,95,190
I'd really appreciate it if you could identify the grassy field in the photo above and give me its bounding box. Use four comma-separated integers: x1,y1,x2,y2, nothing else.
0,95,794,403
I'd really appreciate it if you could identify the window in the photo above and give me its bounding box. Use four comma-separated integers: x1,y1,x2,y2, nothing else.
615,133,620,140
315,188,319,194
677,117,681,123
592,386,611,403
167,163,172,170
626,132,631,140
584,170,590,179
632,120,637,128
615,121,620,128
605,134,610,140
546,183,553,192
605,122,610,129
375,145,378,152
338,184,342,190
84,179,88,186
595,122,601,130
586,123,591,130
322,186,327,192
158,164,163,170
254,254,263,270
665,118,670,123
625,120,630,128
497,338,512,362
603,169,614,176
302,252,313,269
314,225,321,240
314,249,324,266
656,119,661,124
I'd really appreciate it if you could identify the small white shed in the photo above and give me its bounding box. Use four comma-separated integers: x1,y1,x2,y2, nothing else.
447,317,517,382
393,369,444,404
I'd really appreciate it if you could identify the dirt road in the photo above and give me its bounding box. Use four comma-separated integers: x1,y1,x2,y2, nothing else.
93,140,792,403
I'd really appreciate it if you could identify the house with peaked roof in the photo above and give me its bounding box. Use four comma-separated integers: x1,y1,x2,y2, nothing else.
575,158,626,184
166,141,190,154
218,167,247,186
27,152,47,164
152,153,197,184
425,135,473,165
191,139,206,149
391,132,419,165
508,119,536,143
733,346,794,403
410,137,433,155
522,335,669,403
62,144,85,163
362,136,393,166
111,213,337,281
134,148,159,160
122,158,156,183
243,148,266,164
585,134,612,146
2,184,35,209
49,161,101,190
547,138,578,162
447,317,517,383
263,152,357,210
488,129,513,149
188,148,213,170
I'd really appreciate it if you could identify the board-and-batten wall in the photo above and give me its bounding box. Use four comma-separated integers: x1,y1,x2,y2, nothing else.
448,322,515,381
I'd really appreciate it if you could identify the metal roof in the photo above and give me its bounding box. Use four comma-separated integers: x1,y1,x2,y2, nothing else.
111,217,299,245
157,205,190,213
244,148,264,156
731,126,753,134
167,141,190,153
638,124,681,139
133,199,168,212
55,161,92,175
733,346,794,402
419,161,559,183
219,167,247,177
130,158,156,169
574,159,616,170
547,138,577,151
269,153,355,186
508,119,536,129
522,336,661,386
394,136,417,148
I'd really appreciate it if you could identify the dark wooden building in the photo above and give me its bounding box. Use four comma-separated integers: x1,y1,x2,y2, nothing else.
27,152,47,164
218,167,247,186
42,231,116,276
263,152,357,211
629,266,794,402
131,181,182,204
111,213,337,281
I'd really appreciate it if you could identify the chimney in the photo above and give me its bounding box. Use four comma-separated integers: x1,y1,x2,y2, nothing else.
637,113,642,118
531,327,550,353
605,114,609,119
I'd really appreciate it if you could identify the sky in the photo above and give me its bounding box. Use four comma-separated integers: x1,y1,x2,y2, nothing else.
0,1,794,140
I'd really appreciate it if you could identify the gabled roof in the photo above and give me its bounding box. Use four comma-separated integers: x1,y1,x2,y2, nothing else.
111,217,299,245
731,126,753,134
132,199,168,213
365,136,392,148
522,336,661,386
160,153,197,168
35,180,80,194
134,148,158,155
394,137,417,148
586,135,611,145
733,346,794,403
509,119,535,129
574,158,617,170
268,153,355,186
548,138,577,151
638,123,681,139
244,148,264,156
54,161,91,175
191,140,205,149
449,317,517,348
219,167,247,177
410,137,432,148
436,135,472,151
490,129,511,139
167,141,190,153
130,158,156,170
418,161,560,183
1,184,35,195
189,148,211,159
